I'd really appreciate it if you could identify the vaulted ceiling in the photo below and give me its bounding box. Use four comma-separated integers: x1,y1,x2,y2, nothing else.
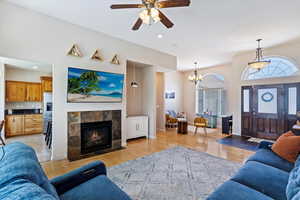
6,0,300,70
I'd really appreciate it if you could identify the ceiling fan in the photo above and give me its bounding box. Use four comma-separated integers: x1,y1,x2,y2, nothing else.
110,0,191,31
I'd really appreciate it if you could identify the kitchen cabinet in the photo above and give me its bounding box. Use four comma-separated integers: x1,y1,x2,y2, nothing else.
127,116,148,140
5,114,43,137
41,76,52,92
24,114,43,134
5,81,42,102
26,83,42,102
5,115,24,137
5,81,26,102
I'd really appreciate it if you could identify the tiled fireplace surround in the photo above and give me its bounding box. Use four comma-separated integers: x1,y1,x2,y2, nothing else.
68,110,122,161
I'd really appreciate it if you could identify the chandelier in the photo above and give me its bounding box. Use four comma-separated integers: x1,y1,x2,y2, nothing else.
139,8,160,24
188,62,203,85
248,39,271,70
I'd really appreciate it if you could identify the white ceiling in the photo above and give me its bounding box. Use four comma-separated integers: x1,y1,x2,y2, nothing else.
6,0,300,70
0,57,53,73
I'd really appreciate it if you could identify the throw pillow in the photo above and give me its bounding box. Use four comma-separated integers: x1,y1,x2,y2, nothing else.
272,131,300,163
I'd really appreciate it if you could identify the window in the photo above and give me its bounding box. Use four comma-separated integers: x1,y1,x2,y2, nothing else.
242,56,298,80
196,88,225,116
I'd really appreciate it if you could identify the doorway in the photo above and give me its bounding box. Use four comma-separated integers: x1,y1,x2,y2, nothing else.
0,56,53,162
241,83,300,140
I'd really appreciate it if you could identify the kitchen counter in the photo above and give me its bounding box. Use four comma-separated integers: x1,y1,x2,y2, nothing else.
5,109,42,115
5,113,42,116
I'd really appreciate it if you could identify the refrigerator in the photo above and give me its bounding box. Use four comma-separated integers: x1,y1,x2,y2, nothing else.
43,92,52,134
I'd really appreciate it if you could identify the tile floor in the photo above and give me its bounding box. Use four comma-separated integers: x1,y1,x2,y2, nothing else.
6,134,51,162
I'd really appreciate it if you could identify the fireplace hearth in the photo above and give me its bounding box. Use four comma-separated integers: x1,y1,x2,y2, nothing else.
81,121,112,155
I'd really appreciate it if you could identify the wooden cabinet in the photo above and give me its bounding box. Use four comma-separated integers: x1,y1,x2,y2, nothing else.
127,116,148,140
41,77,52,92
24,114,43,134
6,81,42,102
26,83,42,102
5,114,43,137
5,115,24,137
5,81,26,102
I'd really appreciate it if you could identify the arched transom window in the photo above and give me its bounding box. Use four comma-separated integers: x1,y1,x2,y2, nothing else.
242,56,299,80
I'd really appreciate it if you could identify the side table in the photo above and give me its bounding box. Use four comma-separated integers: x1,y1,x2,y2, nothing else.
178,120,188,134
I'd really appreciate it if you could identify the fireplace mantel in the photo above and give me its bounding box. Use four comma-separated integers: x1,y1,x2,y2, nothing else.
67,110,122,161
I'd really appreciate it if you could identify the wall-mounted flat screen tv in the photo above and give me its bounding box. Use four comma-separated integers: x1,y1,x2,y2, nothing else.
67,67,124,103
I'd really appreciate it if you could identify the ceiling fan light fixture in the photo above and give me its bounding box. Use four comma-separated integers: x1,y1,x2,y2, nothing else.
150,8,161,22
139,9,151,24
139,8,161,25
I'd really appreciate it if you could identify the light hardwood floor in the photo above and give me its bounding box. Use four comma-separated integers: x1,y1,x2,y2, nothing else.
42,128,254,179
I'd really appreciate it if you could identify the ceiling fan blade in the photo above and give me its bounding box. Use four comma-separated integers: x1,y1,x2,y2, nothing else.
132,18,143,31
158,10,174,28
111,4,144,9
157,0,190,8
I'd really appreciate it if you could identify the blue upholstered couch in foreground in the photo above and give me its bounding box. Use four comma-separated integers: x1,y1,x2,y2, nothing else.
0,142,131,200
207,141,300,200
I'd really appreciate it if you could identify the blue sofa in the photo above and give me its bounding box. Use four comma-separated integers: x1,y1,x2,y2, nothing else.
0,142,131,200
208,141,296,200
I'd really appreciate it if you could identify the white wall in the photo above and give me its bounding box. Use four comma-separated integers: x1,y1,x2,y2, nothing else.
0,2,176,160
5,66,51,82
164,71,184,113
142,67,156,138
156,72,165,131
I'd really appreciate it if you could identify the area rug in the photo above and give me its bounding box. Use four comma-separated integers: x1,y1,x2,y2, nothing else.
107,146,242,200
217,135,259,152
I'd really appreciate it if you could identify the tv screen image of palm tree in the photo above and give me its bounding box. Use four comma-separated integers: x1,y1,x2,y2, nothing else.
67,67,124,103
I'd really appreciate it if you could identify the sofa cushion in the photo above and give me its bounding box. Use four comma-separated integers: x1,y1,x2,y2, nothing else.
232,161,289,200
247,148,294,172
0,179,57,200
286,156,300,200
207,180,273,200
60,175,131,200
0,143,59,199
272,131,300,163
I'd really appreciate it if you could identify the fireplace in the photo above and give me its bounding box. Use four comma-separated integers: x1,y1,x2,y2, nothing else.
81,121,112,155
68,110,121,161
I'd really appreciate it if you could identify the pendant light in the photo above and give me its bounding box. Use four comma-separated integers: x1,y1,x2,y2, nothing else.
248,39,271,70
131,62,139,88
188,62,203,85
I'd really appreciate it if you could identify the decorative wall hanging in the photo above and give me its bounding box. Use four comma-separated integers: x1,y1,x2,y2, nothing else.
165,92,175,99
67,44,83,57
90,49,103,62
261,92,274,102
111,54,121,65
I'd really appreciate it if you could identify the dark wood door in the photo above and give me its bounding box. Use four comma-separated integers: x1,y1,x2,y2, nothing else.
242,82,300,140
252,84,285,140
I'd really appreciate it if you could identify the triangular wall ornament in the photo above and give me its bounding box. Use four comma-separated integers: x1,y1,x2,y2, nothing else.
110,54,121,65
67,44,83,57
90,49,103,62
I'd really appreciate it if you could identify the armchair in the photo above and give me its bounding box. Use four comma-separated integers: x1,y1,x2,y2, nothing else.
194,117,208,135
166,114,178,128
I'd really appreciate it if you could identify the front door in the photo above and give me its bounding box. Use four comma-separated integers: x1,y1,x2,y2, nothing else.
242,83,300,140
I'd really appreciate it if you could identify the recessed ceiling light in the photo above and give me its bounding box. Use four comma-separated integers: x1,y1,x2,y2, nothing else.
32,66,38,69
157,34,163,39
